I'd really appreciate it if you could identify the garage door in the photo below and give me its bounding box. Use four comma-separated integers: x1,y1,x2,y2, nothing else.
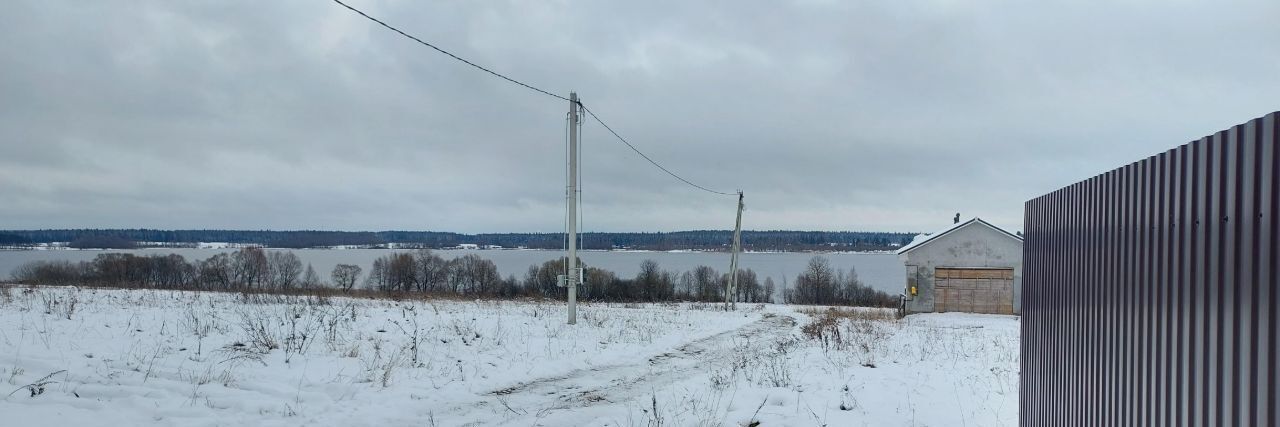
934,268,1014,314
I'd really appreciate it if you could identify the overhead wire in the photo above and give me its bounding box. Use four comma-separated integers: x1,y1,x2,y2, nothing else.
578,104,738,196
332,0,738,197
331,0,569,102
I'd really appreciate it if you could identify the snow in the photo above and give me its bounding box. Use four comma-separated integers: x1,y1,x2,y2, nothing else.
895,221,972,255
895,217,1021,255
196,242,239,249
0,286,1019,426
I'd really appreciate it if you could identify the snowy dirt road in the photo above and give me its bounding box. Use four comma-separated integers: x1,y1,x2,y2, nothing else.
475,313,797,425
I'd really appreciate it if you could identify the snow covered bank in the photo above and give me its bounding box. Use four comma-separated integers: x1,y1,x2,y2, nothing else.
0,286,1018,426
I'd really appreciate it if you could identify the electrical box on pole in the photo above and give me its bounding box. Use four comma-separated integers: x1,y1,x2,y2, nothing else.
725,191,744,311
557,268,583,288
566,92,580,325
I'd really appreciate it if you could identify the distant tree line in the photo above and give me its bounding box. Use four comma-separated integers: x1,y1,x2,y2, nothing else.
358,250,776,302
9,249,896,307
0,233,29,245
67,235,138,249
0,229,387,249
784,257,898,307
0,229,916,251
10,248,321,291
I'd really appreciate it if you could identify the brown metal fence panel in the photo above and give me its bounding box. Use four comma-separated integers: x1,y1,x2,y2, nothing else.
1021,111,1279,426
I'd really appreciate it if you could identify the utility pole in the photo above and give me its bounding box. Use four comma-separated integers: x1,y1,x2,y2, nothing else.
725,191,744,310
566,92,580,325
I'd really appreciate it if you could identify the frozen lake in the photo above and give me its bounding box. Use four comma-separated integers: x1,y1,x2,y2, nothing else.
0,248,906,294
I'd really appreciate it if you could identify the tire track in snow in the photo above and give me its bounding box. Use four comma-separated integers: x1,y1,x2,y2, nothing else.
475,313,798,424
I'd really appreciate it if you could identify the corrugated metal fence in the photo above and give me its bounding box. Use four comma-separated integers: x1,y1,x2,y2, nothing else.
1021,112,1278,426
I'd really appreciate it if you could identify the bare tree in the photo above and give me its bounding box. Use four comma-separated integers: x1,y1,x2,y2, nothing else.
659,270,676,301
266,251,303,290
300,263,321,289
692,265,720,301
12,260,82,286
677,271,695,300
331,264,362,292
413,249,448,292
789,257,894,306
150,254,193,289
198,253,232,290
735,268,759,302
636,259,661,301
92,253,133,286
231,247,268,289
448,254,500,295
365,257,388,290
388,253,416,292
522,258,568,298
794,256,835,304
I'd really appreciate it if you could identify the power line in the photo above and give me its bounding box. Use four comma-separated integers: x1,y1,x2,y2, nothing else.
579,103,738,196
331,0,568,102
334,0,737,197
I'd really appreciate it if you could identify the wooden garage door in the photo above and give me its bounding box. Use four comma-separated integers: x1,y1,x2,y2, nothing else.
934,268,1014,314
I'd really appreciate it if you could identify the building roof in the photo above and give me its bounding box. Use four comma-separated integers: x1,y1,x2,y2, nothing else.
895,217,1022,255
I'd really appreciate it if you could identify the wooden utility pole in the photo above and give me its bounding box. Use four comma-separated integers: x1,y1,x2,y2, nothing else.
725,191,744,310
566,92,580,325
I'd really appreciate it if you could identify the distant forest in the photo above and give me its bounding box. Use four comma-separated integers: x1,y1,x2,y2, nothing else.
10,248,898,307
0,229,916,251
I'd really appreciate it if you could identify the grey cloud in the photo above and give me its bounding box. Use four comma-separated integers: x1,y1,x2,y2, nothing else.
2,0,1277,234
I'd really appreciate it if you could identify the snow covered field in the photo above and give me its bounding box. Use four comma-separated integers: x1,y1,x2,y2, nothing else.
0,286,1018,426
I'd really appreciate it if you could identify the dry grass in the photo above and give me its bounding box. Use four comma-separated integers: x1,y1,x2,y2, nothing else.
799,306,898,368
15,283,562,306
796,306,896,321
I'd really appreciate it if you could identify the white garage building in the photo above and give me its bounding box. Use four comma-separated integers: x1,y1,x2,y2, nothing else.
898,217,1023,315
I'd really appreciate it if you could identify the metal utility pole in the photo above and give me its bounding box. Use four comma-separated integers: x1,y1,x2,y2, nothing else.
566,92,580,325
725,191,744,310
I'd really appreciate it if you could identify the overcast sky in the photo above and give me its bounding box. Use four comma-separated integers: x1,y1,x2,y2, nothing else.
2,1,1277,234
